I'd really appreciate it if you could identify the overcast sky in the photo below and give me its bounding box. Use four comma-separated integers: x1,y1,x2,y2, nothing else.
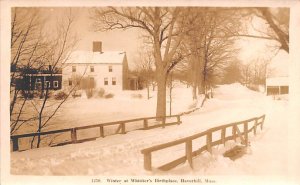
44,8,141,68
43,7,281,69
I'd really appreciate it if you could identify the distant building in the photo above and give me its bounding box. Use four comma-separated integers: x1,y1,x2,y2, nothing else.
266,77,288,95
127,74,143,90
14,66,62,91
63,41,130,91
266,50,289,95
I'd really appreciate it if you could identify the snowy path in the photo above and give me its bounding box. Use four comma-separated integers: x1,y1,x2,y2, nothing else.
168,100,289,176
11,84,289,176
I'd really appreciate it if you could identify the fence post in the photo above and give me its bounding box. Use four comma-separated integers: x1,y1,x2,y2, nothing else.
244,122,248,146
232,125,237,141
186,140,193,169
12,137,19,152
121,123,126,134
71,128,77,143
100,125,104,138
261,116,265,130
143,119,148,129
144,152,152,171
221,128,226,146
253,119,258,135
177,115,181,124
207,132,212,154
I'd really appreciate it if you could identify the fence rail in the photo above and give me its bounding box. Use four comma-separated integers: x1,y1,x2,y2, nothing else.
141,115,265,171
11,114,182,152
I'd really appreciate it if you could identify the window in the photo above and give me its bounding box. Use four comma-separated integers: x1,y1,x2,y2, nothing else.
35,78,42,89
44,81,50,89
53,81,59,88
109,65,112,72
104,78,108,85
280,86,289,94
90,66,94,72
72,66,76,72
68,79,72,86
35,83,41,89
112,77,116,85
267,86,279,95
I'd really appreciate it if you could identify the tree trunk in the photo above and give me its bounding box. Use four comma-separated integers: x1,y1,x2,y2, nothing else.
192,84,197,100
156,73,167,118
37,112,42,148
10,89,19,117
198,74,205,95
36,87,49,148
11,96,27,134
260,8,289,53
169,72,173,116
147,83,150,100
191,55,199,100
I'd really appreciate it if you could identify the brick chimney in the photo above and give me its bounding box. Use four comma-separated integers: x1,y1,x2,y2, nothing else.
93,41,102,53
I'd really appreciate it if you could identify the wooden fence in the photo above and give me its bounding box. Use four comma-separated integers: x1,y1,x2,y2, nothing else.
141,114,265,171
11,114,182,152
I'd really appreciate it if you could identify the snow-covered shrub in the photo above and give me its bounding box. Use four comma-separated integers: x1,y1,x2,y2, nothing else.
54,91,68,100
131,94,143,99
37,91,52,99
85,89,95,99
21,91,35,99
104,93,114,99
98,88,105,98
21,90,53,99
72,90,82,98
247,84,264,92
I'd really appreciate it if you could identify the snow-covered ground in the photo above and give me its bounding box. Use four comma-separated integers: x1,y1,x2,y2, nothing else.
11,83,291,178
12,82,193,135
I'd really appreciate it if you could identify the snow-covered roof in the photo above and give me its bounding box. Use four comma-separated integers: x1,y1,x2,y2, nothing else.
266,77,288,86
66,51,126,64
267,50,289,78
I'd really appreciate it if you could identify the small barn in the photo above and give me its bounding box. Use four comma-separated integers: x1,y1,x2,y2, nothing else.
128,74,139,90
266,50,289,96
266,77,289,95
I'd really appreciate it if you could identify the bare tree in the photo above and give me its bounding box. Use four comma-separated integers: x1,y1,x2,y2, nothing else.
92,7,195,117
202,34,239,96
167,71,175,116
240,57,270,91
222,60,243,84
9,8,80,149
134,47,155,99
183,10,206,100
204,9,240,95
182,8,240,101
10,8,48,134
30,11,78,148
233,8,289,52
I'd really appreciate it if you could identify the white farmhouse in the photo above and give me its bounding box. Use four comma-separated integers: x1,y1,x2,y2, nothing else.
266,50,289,95
63,41,129,91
